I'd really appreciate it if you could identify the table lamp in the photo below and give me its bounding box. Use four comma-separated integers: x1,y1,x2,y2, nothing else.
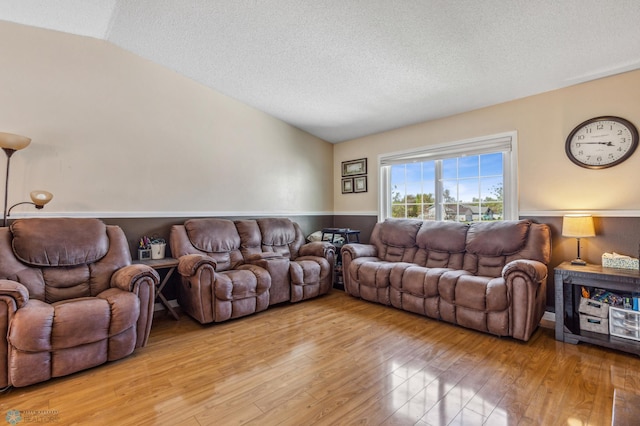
562,214,595,266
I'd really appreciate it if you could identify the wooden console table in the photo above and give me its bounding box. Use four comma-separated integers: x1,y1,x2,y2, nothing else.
554,261,640,355
134,257,180,320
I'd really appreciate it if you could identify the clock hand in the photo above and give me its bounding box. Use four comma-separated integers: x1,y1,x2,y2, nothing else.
580,142,614,146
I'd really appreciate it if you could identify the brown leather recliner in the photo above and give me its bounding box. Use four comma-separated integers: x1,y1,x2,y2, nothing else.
0,218,159,388
170,218,335,324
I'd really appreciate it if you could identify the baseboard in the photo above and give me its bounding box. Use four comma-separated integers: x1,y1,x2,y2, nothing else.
542,310,556,323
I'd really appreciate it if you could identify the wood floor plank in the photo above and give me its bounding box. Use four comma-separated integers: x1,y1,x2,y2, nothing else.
1,291,639,425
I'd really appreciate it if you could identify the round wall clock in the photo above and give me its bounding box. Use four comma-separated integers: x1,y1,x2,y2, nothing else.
565,116,638,169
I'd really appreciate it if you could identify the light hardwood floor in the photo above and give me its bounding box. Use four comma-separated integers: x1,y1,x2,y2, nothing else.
1,291,639,425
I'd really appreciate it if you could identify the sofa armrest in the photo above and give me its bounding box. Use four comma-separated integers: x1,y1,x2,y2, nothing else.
111,264,160,292
177,254,218,276
299,241,335,258
502,259,548,284
502,259,549,341
0,279,30,309
341,243,378,260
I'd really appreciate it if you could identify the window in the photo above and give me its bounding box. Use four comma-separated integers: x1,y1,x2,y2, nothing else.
379,132,517,222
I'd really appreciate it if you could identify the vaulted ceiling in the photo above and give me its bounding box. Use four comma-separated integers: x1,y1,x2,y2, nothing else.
2,1,640,143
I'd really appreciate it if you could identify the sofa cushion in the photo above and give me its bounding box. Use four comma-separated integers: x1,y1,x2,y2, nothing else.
465,220,530,256
379,219,422,248
185,218,241,254
415,221,468,268
185,219,243,271
11,218,109,267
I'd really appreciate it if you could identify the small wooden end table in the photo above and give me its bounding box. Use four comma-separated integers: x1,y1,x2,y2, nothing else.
134,257,180,320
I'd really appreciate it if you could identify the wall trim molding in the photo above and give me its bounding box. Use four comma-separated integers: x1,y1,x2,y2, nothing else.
521,210,640,217
8,210,336,219
11,210,640,220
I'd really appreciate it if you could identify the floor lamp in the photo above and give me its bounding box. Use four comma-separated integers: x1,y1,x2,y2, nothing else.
0,132,53,227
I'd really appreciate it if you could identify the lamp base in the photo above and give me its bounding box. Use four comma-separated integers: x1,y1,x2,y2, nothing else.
571,258,587,266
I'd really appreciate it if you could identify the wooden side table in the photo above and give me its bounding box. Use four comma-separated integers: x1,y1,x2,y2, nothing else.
554,261,640,355
321,228,360,289
134,257,180,320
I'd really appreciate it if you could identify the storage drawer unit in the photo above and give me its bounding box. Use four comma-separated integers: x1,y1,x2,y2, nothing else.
609,307,640,342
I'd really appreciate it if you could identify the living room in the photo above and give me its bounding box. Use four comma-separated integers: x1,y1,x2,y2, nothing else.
1,2,640,425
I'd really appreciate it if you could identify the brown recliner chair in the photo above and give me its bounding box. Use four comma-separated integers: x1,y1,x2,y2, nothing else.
0,218,159,388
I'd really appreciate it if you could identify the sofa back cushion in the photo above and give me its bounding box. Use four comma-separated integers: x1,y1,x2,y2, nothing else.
236,218,305,260
414,221,468,269
0,218,130,303
184,218,244,271
371,219,422,262
463,220,550,276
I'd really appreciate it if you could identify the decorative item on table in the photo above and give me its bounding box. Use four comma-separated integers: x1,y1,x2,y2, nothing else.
149,237,166,259
602,252,639,270
138,236,152,260
562,214,595,265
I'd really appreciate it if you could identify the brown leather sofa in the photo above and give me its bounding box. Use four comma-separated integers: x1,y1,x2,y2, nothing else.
341,219,551,341
0,218,159,388
170,218,335,324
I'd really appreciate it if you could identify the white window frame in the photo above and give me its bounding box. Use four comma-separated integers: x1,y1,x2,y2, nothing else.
378,131,518,222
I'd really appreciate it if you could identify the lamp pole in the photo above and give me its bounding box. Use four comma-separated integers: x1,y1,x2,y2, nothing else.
2,148,16,227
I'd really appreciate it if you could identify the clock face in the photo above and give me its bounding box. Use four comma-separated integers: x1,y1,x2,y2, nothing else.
565,116,639,169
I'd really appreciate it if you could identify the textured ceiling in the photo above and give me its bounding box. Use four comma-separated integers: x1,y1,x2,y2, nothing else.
2,0,640,143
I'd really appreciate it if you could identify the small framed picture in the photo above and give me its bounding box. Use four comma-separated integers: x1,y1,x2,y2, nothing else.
342,178,353,193
138,249,152,260
342,158,367,177
354,176,367,193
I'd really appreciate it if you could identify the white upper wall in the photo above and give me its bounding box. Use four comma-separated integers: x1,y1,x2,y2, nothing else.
0,21,333,217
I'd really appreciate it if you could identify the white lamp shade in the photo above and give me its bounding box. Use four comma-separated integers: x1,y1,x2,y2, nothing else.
29,190,53,207
0,132,31,151
562,214,595,238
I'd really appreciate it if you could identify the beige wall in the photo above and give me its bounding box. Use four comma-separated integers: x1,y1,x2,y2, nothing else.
0,21,333,217
335,69,640,216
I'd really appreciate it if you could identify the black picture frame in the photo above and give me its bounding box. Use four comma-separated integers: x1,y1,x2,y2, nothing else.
341,158,367,177
342,178,353,193
354,176,367,193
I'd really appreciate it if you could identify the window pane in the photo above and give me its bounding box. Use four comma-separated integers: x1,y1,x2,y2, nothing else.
458,156,479,178
443,204,459,221
442,180,458,203
480,153,502,176
391,204,406,218
442,158,458,179
457,178,478,203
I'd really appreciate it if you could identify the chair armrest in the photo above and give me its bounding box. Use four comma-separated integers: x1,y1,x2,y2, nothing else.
299,241,335,258
177,254,218,276
341,243,378,259
111,265,159,348
0,279,30,309
111,264,160,292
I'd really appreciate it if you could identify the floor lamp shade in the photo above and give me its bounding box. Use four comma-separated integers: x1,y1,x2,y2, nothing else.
0,132,31,151
0,132,53,227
